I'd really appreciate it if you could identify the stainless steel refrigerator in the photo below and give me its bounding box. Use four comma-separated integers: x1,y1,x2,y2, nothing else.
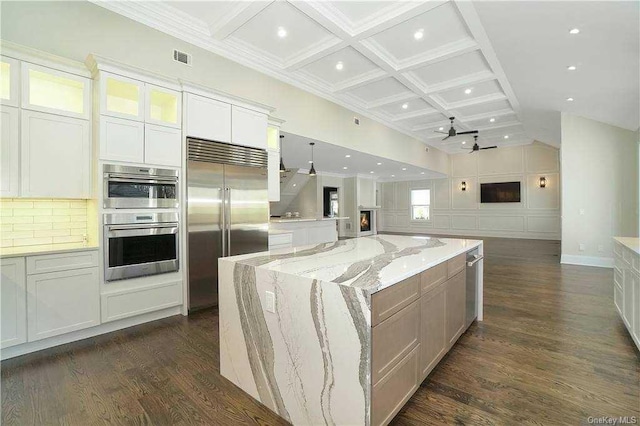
187,138,269,311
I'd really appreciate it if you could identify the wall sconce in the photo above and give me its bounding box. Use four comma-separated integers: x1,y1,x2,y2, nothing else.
460,181,467,191
539,176,547,188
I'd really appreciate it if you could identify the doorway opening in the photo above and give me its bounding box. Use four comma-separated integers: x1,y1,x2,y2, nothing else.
323,186,339,218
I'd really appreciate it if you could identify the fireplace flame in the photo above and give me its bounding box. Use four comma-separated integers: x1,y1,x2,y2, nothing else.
360,212,370,232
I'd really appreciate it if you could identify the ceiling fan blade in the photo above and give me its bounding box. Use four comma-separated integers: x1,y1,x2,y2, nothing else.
442,135,450,141
457,130,479,135
480,146,498,150
468,151,475,154
434,131,448,134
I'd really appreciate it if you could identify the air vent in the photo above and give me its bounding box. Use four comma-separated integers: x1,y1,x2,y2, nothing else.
354,117,360,125
173,49,192,66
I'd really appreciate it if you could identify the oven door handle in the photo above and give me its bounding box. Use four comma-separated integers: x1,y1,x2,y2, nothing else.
106,176,178,185
106,224,179,238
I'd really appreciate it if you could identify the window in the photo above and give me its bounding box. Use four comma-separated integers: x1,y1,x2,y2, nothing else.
411,189,430,220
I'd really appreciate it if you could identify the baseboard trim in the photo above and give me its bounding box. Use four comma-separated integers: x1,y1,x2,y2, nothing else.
560,254,614,268
1,305,182,361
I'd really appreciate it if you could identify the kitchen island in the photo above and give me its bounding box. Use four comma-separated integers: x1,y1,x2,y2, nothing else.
219,235,483,426
269,216,349,248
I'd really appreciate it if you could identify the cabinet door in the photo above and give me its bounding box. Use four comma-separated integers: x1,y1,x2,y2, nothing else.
146,84,181,128
100,72,144,121
144,123,181,167
623,270,635,329
22,62,90,119
268,150,280,202
420,282,446,379
1,257,27,348
1,106,20,197
445,270,466,346
634,271,640,343
99,115,144,163
27,267,99,341
231,105,267,149
21,110,91,198
185,93,231,142
1,56,20,107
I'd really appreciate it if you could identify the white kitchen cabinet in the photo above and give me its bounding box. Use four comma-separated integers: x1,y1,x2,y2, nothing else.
1,106,20,197
27,267,100,341
613,239,640,351
145,123,181,167
99,115,144,163
624,270,636,330
146,84,181,129
185,93,231,142
1,56,20,107
21,62,90,120
1,257,27,349
100,72,144,121
231,105,267,149
21,110,91,198
268,150,280,202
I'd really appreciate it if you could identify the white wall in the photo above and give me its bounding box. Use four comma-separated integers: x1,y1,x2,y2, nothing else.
286,176,319,219
561,114,639,267
0,0,449,175
379,143,561,240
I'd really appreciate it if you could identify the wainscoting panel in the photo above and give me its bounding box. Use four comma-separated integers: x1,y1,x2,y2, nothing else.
432,179,449,210
527,173,560,210
432,215,451,229
451,178,477,210
478,216,525,232
478,147,524,175
451,153,478,177
451,215,477,230
527,216,561,234
526,144,560,173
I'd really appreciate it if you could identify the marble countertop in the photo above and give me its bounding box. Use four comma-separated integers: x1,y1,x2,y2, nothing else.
614,237,640,256
270,216,349,223
222,234,482,294
1,243,99,258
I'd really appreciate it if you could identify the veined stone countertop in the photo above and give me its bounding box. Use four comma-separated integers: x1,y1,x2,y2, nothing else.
222,234,482,294
614,237,640,256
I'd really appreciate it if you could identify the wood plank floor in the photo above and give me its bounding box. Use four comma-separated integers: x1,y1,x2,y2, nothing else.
2,237,639,425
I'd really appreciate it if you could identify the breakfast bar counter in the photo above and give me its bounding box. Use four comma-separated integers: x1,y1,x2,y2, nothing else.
219,235,483,426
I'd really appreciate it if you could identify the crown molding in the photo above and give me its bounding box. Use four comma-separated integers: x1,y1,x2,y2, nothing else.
1,40,90,77
85,53,181,90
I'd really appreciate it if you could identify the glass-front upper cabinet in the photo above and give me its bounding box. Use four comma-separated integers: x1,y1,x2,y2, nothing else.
0,56,20,107
146,84,181,128
100,72,144,121
21,62,90,119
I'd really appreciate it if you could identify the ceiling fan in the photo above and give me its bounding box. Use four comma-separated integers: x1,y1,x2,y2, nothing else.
435,117,478,141
465,135,497,154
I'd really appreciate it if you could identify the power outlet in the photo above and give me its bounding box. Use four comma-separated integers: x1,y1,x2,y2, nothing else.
265,291,275,313
579,244,585,252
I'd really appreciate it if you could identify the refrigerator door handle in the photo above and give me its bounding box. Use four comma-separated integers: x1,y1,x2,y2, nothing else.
221,187,226,258
226,187,231,256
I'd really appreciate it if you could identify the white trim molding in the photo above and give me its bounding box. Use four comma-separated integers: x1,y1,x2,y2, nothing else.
560,255,614,269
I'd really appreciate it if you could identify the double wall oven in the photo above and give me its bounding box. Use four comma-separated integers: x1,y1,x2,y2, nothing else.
103,164,180,282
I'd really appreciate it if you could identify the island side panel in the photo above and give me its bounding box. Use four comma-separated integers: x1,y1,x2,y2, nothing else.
477,242,484,321
219,259,372,425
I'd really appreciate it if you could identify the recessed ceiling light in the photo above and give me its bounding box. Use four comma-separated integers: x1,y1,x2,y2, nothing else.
391,174,395,177
308,160,313,164
370,171,374,174
277,26,287,38
439,127,444,131
462,141,466,144
401,103,408,109
414,29,424,40
569,28,580,35
420,172,425,175
489,118,495,123
566,97,574,102
336,61,344,71
402,167,407,171
345,154,351,158
464,88,472,95
293,183,297,187
503,135,509,139
567,65,577,71
377,162,382,165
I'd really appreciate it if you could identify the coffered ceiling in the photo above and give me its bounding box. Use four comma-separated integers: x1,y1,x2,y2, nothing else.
93,0,528,153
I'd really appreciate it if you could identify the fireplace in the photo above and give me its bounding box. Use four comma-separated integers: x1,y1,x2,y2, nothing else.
360,210,371,233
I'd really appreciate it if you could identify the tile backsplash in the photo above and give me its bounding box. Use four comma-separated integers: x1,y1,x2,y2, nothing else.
0,199,89,248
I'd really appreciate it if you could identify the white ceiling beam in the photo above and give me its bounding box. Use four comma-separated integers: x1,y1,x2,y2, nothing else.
210,1,274,40
438,92,508,111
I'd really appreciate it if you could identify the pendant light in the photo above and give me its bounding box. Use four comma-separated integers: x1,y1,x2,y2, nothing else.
308,142,317,176
279,134,286,173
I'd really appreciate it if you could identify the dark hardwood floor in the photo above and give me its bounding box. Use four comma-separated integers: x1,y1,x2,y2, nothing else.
2,236,639,425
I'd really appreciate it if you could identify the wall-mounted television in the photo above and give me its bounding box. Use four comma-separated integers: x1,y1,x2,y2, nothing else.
480,182,521,203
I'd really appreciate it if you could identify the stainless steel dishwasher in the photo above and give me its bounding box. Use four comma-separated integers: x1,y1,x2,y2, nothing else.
466,249,483,327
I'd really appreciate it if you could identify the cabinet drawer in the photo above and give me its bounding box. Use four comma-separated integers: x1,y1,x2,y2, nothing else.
27,250,98,275
421,262,447,293
269,233,292,248
101,280,182,323
372,300,419,384
372,274,420,327
372,346,419,426
447,253,466,278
